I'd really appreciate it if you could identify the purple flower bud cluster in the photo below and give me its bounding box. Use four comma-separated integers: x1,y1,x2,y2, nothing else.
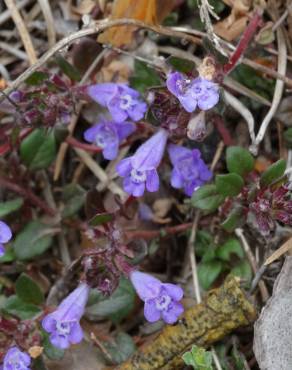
166,72,219,113
130,271,184,324
42,283,90,349
0,347,31,370
0,221,12,257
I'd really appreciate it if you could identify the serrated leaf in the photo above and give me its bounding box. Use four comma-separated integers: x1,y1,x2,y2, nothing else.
3,295,42,320
13,221,56,260
226,146,255,177
216,239,244,261
61,184,86,218
191,185,224,212
55,55,81,82
25,71,49,85
198,260,223,290
182,345,213,369
260,159,286,187
130,60,161,93
0,198,23,218
15,273,44,305
104,332,136,365
215,173,244,197
20,129,57,170
86,278,135,323
221,206,245,232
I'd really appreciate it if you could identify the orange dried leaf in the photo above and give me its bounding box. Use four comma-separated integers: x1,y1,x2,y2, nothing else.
98,0,175,47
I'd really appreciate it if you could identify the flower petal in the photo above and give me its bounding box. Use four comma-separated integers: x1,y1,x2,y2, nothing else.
50,333,70,350
116,158,132,177
103,142,119,160
132,129,168,171
162,284,184,301
83,125,101,143
146,169,159,192
170,168,183,189
144,300,161,323
116,122,136,141
130,271,161,301
87,83,118,106
0,244,5,257
42,314,56,333
108,97,128,122
132,182,145,197
168,144,191,166
127,102,147,122
178,94,197,113
0,221,12,243
162,302,184,324
69,322,84,344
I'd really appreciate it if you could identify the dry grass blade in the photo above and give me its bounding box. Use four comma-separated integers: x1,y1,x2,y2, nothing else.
37,0,56,47
264,237,292,266
4,0,37,65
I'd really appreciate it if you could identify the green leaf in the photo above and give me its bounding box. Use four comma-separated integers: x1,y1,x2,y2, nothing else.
167,56,196,73
198,260,223,290
216,239,244,261
215,173,244,197
13,221,56,260
61,184,86,218
195,230,214,257
284,128,292,148
20,129,57,170
130,60,161,93
260,159,286,187
221,205,245,232
182,345,213,369
86,278,135,323
88,213,114,226
0,246,15,263
191,185,224,212
0,198,23,218
25,71,49,85
43,331,64,360
226,146,255,177
3,295,42,320
55,55,81,82
231,260,252,282
104,332,136,365
15,273,44,305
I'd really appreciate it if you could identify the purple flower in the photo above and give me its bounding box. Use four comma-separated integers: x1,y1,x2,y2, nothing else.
87,83,147,123
1,347,31,370
83,118,136,160
130,271,184,324
168,144,212,196
166,72,219,113
116,129,168,197
0,221,12,257
42,283,90,350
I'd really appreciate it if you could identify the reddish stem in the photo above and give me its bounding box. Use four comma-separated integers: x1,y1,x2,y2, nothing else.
124,222,192,240
212,115,234,146
0,176,56,216
66,137,103,153
223,10,262,75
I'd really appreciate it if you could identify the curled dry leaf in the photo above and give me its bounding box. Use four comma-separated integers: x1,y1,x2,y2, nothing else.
254,256,292,370
214,0,252,41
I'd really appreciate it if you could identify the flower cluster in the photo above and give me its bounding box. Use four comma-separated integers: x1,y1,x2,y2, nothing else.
168,144,212,196
42,283,90,349
0,221,12,257
130,271,184,324
83,118,135,160
1,347,31,370
166,72,219,113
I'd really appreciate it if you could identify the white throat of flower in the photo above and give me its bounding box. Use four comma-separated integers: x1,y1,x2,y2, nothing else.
120,94,133,110
130,168,147,184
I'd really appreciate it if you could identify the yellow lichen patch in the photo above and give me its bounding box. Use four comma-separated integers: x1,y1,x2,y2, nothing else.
119,276,256,370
